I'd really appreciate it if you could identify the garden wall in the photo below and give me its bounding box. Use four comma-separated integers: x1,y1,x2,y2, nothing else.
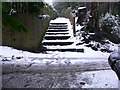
2,13,50,52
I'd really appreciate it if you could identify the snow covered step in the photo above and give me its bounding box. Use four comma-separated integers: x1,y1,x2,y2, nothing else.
48,27,67,29
43,45,83,49
42,48,84,52
47,29,69,32
47,29,69,31
42,41,74,46
44,35,71,40
44,35,70,37
43,46,84,52
49,25,68,27
46,32,69,35
50,23,67,25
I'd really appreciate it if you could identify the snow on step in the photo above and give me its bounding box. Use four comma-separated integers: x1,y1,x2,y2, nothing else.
43,48,84,52
47,29,69,32
43,41,74,46
49,25,68,27
42,39,74,46
46,32,69,35
44,35,71,40
43,45,84,49
43,45,84,52
42,17,82,51
50,23,67,25
49,25,68,28
48,27,67,29
47,29,69,31
44,35,71,37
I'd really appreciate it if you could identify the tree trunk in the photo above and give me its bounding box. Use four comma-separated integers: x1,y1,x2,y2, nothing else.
90,2,99,33
106,2,112,13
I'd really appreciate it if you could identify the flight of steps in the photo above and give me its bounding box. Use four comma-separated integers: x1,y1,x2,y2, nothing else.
42,22,84,52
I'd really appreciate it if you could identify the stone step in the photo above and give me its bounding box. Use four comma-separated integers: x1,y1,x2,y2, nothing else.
47,29,69,32
44,35,70,36
44,35,71,40
42,48,84,52
50,23,67,25
48,27,67,29
46,32,69,35
49,25,68,27
47,29,69,31
43,41,74,46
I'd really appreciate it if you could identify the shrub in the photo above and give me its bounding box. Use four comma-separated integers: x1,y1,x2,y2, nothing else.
100,13,120,43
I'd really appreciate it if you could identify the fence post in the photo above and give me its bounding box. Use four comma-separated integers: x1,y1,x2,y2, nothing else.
72,11,76,37
73,16,76,37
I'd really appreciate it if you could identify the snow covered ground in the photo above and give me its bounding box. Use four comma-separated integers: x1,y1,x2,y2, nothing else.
1,17,119,88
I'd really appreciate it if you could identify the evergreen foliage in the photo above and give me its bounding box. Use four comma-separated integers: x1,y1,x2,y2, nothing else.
2,2,27,32
28,2,44,14
2,2,45,32
100,13,120,43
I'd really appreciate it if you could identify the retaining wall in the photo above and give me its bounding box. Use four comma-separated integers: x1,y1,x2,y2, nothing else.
2,13,50,52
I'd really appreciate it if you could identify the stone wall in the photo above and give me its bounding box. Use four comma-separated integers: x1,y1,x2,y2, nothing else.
2,13,50,52
64,7,74,25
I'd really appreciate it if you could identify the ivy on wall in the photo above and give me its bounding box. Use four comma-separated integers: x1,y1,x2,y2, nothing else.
2,2,27,32
2,2,45,32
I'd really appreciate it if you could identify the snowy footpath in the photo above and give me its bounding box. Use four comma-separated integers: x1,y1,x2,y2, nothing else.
1,18,119,88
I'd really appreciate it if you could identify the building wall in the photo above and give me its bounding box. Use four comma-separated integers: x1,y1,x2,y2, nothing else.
2,13,50,52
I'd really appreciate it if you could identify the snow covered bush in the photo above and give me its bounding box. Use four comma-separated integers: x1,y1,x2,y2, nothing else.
100,13,120,43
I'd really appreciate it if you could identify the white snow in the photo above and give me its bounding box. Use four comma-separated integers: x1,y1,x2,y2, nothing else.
0,46,52,58
50,17,73,36
44,17,111,60
38,14,50,18
44,35,71,37
1,17,119,88
80,70,118,88
78,7,86,10
44,0,53,6
43,40,74,42
0,17,112,62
